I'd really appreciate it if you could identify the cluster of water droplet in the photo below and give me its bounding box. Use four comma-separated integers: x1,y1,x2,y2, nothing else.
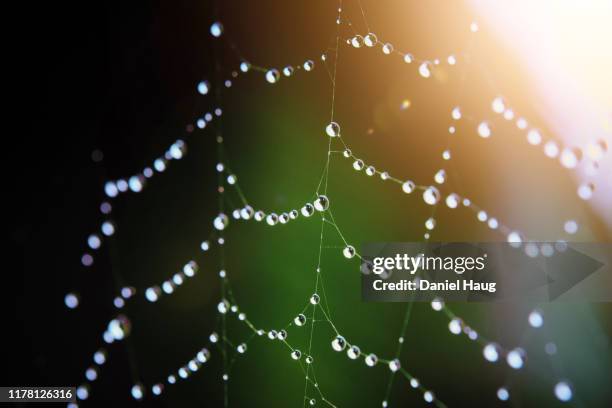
144,261,199,303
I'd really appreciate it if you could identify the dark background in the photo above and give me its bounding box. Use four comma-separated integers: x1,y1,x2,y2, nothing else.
8,0,612,407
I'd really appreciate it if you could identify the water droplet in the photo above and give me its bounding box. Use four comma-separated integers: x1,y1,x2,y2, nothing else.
265,69,280,84
418,62,431,78
283,66,294,76
564,220,578,234
326,121,340,137
544,140,560,158
388,359,401,372
382,43,394,54
365,353,378,366
214,213,229,230
217,299,230,314
560,147,582,169
483,343,500,362
353,159,364,171
424,391,435,403
402,180,415,194
365,165,376,176
497,387,510,401
210,22,223,38
294,314,306,326
528,310,544,328
197,80,210,95
332,335,346,351
291,350,302,360
364,33,378,47
266,213,279,226
478,122,492,138
431,297,444,311
554,381,573,402
434,169,446,184
343,245,356,258
448,317,463,334
310,293,320,304
347,345,361,359
506,348,525,369
303,60,314,71
237,343,247,354
451,106,462,120
108,315,131,340
423,186,440,205
527,129,542,145
301,203,315,217
577,182,594,200
403,53,414,63
65,292,79,309
314,195,330,211
425,217,436,230
492,96,505,113
351,35,364,48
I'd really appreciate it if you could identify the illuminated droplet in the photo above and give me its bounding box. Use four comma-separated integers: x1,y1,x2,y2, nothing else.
434,169,446,184
131,383,144,400
332,335,346,351
483,343,500,362
506,348,525,369
214,213,229,230
197,80,210,95
294,314,306,326
527,129,542,145
560,147,581,169
425,217,436,230
303,60,314,71
404,53,414,64
210,22,223,37
554,381,573,402
237,343,247,354
310,293,320,305
497,387,510,401
418,62,431,78
402,180,415,194
283,66,294,77
314,195,330,211
266,213,279,226
65,292,79,309
388,359,401,372
564,220,578,234
301,203,315,217
423,186,440,205
424,391,434,403
577,183,594,200
351,35,364,48
265,69,280,84
365,353,378,367
448,318,463,334
217,299,230,314
240,62,250,72
528,310,544,328
326,122,340,137
478,122,492,138
364,33,378,47
353,159,365,171
343,245,356,259
431,297,444,311
108,315,131,340
492,96,505,114
544,141,560,158
382,43,394,54
291,350,302,360
347,345,361,359
365,165,376,176
451,107,462,120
